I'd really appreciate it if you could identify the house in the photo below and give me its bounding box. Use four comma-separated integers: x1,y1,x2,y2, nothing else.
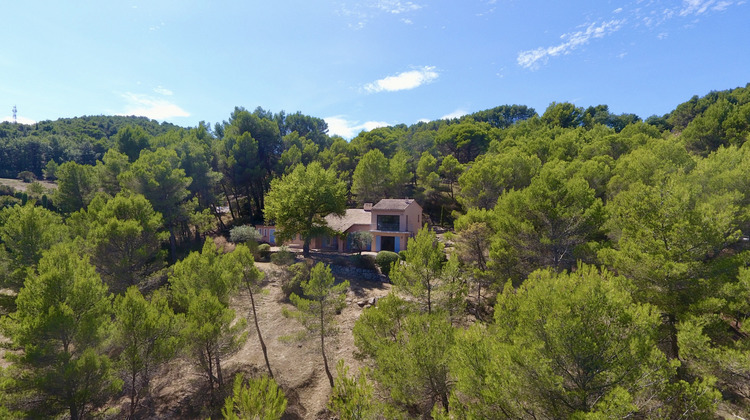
369,198,422,253
315,209,372,252
257,198,423,253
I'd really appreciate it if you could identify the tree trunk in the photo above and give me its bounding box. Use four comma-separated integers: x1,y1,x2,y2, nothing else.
169,226,177,263
215,351,223,387
248,287,273,378
303,237,311,258
321,304,334,388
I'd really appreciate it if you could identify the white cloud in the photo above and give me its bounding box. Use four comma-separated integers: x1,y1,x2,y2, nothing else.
154,86,173,96
324,116,390,138
680,0,715,15
517,20,624,70
375,1,422,14
1,115,36,124
517,0,743,70
712,0,734,10
118,92,190,120
364,66,439,93
440,109,469,120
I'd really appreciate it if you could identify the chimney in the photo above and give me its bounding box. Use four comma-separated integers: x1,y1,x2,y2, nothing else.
363,203,373,211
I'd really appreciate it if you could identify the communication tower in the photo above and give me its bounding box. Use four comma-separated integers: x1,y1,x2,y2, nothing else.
12,105,17,124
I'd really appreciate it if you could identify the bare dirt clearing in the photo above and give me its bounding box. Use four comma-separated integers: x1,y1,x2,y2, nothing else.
148,256,392,419
0,177,57,192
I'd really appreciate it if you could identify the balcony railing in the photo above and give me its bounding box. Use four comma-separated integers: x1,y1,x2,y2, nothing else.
376,222,400,232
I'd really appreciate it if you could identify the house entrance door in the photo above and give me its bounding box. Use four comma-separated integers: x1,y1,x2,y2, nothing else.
381,236,395,252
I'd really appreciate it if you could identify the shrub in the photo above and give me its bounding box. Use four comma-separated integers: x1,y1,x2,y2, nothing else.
349,254,377,271
230,225,261,243
398,250,407,261
349,231,372,255
271,246,296,266
256,243,271,261
281,261,311,300
17,171,36,183
375,251,400,276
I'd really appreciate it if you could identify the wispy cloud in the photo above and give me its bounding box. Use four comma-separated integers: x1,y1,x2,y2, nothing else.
364,66,439,93
517,20,624,70
339,1,423,28
118,92,190,120
375,0,422,14
517,0,744,70
154,86,173,96
324,116,390,138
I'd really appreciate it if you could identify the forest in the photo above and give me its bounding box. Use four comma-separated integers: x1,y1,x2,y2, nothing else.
1,83,750,419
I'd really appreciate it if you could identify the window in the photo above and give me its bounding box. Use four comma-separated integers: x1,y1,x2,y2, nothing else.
377,215,400,231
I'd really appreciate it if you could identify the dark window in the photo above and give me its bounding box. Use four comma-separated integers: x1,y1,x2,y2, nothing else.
381,236,395,251
377,215,400,231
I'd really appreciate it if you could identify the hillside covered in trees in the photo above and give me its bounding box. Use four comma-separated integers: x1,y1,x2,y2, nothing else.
2,83,750,419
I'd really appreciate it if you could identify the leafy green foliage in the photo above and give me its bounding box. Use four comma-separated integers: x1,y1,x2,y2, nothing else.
0,202,68,290
264,161,347,256
221,374,287,420
71,192,167,292
328,360,378,420
113,287,182,418
375,250,399,276
352,149,390,204
1,242,121,419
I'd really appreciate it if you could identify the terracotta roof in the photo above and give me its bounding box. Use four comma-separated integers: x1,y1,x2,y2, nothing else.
372,198,417,211
325,209,371,233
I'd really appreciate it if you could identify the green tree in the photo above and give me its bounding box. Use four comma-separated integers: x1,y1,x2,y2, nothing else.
230,244,274,378
457,149,541,210
353,298,454,415
0,202,68,290
54,161,97,213
169,240,246,391
75,192,167,293
352,149,391,204
416,151,438,189
450,264,719,418
599,175,742,360
1,242,121,419
390,226,466,315
113,287,182,418
182,289,247,392
286,263,349,387
264,162,347,257
490,161,604,282
389,150,412,198
119,147,192,262
95,149,130,196
328,360,378,420
222,374,286,420
438,154,462,199
114,124,153,162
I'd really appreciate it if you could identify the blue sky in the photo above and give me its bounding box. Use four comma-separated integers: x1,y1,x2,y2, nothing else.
1,1,748,138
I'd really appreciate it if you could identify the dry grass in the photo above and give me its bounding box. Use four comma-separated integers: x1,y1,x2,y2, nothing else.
0,177,57,192
147,254,392,419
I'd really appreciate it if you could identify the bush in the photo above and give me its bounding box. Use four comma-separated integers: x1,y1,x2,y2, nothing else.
349,254,377,271
375,251,400,276
230,225,261,243
281,261,311,300
398,250,407,261
271,246,296,266
17,171,36,183
257,243,271,261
